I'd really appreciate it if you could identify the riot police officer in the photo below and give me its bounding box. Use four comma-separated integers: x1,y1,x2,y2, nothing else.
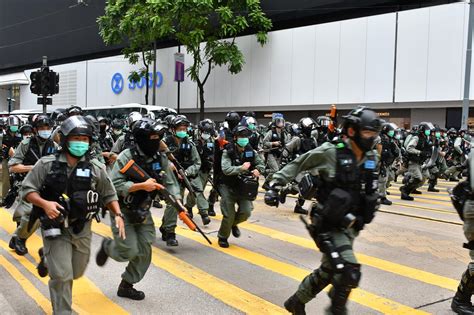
161,115,202,246
218,123,265,248
110,118,125,142
96,118,178,300
22,115,125,314
110,111,143,162
265,106,381,315
184,119,214,224
400,122,434,200
379,122,400,205
9,114,57,256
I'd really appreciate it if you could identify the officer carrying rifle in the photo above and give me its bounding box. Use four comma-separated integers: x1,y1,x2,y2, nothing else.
265,106,382,315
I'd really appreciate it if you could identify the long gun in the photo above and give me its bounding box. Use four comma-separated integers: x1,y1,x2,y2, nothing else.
328,104,337,138
120,159,212,245
166,153,197,200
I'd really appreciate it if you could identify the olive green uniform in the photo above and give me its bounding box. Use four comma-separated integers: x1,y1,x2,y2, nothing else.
10,137,58,239
272,141,378,314
162,143,201,233
218,146,265,240
445,137,466,179
21,153,117,315
404,135,430,189
263,129,292,182
105,147,180,284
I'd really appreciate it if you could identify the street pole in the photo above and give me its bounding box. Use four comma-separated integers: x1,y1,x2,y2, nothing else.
42,56,47,114
462,0,474,130
152,41,157,106
177,45,181,114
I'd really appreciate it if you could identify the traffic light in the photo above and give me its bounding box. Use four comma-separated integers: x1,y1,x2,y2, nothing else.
30,71,41,95
40,67,50,96
50,71,59,95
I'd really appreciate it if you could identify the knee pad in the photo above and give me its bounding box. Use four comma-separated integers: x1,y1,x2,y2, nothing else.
341,263,361,289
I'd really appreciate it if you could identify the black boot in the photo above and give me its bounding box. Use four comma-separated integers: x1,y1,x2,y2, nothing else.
400,187,414,201
117,280,145,300
201,213,211,226
37,247,48,278
186,207,194,219
452,290,474,314
231,226,241,238
159,226,167,242
386,191,390,195
96,238,109,267
9,236,28,256
208,204,216,217
412,189,422,195
428,184,439,192
284,294,306,315
153,200,163,208
166,233,179,247
380,197,392,205
218,237,229,248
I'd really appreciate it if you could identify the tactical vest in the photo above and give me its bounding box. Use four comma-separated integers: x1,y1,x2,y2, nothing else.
269,128,285,157
98,132,113,152
196,139,214,173
317,143,378,215
300,135,317,154
164,135,193,169
221,143,256,188
380,136,396,166
23,137,56,166
407,136,428,163
39,154,94,232
2,133,21,159
122,132,135,151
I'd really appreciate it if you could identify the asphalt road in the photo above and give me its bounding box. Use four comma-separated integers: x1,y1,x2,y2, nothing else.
0,179,467,314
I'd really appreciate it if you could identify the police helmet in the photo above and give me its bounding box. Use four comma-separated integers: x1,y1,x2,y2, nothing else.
342,106,382,132
33,114,52,128
418,122,435,135
97,116,110,124
290,123,301,136
85,115,99,132
244,111,256,118
172,115,190,128
66,106,83,117
132,118,167,139
56,112,67,123
299,117,317,130
127,111,143,128
7,115,21,127
233,124,252,137
144,111,156,121
316,116,331,128
19,124,34,135
164,114,176,127
198,119,215,133
272,113,285,128
60,116,94,139
111,118,125,130
381,122,396,135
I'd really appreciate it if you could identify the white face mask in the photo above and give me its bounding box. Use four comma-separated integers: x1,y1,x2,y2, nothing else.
201,133,211,140
38,129,52,139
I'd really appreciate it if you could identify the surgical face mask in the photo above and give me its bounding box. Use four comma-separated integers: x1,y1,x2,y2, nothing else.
248,123,256,131
424,130,431,137
113,129,122,136
23,135,32,140
387,130,395,138
68,141,89,157
38,129,52,140
201,133,211,140
176,130,188,139
10,126,18,133
237,137,249,147
435,132,441,139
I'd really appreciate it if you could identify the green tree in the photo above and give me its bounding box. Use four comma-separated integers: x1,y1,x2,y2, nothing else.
98,0,172,104
98,0,272,118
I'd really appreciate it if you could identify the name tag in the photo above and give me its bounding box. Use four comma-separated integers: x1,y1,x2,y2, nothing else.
76,168,91,177
364,160,376,170
152,162,161,171
207,142,214,148
245,151,254,158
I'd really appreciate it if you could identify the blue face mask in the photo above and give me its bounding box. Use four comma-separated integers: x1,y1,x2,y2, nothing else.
176,131,188,139
68,141,89,157
38,129,52,140
237,137,249,147
424,130,431,137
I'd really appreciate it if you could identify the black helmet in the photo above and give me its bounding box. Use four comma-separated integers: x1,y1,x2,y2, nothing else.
33,114,52,128
342,106,382,151
233,123,252,137
133,118,168,156
316,116,331,128
290,123,301,136
60,115,94,139
448,128,457,136
225,111,241,130
7,115,21,127
19,124,34,135
164,114,176,127
66,106,83,117
244,111,256,118
97,116,110,124
299,117,317,136
381,122,396,135
418,122,434,136
198,119,215,133
127,111,143,128
172,115,190,128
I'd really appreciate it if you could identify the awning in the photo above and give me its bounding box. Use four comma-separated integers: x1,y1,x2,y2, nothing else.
0,72,29,87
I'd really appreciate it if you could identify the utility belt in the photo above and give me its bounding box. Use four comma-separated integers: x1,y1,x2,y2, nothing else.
120,190,153,224
223,174,259,201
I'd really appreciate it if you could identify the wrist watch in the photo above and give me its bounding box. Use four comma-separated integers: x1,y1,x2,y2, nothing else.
116,213,124,219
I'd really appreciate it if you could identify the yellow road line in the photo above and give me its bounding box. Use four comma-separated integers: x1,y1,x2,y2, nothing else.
92,222,286,315
379,209,462,226
209,214,458,291
151,216,428,315
0,255,52,314
387,189,452,203
389,202,458,215
0,208,129,315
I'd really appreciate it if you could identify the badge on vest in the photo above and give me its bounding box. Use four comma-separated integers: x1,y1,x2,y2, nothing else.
244,151,254,158
207,142,214,148
152,162,161,171
364,160,376,170
76,168,91,177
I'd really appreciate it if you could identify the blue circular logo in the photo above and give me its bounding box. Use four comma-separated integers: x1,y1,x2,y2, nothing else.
111,73,124,94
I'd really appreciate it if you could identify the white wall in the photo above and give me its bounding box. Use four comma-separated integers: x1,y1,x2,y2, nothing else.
13,1,470,112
